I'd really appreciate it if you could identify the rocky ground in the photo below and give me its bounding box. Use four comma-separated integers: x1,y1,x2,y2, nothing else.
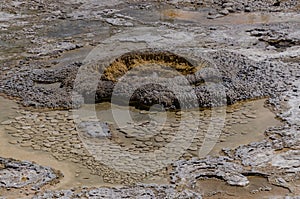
0,0,299,198
0,157,60,195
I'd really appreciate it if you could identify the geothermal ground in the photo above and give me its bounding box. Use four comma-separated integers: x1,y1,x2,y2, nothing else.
0,0,300,198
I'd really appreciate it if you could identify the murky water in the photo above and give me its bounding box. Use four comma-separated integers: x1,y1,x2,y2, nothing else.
161,9,300,25
196,176,289,198
45,20,111,38
0,97,108,190
0,95,281,190
210,99,281,155
77,98,281,158
121,7,300,25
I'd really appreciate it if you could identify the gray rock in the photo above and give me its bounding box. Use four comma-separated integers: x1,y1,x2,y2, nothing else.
33,184,202,199
0,157,59,190
78,121,111,138
105,18,134,27
219,9,229,16
171,156,249,187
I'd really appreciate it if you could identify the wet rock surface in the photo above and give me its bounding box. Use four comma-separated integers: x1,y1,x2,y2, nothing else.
0,0,299,198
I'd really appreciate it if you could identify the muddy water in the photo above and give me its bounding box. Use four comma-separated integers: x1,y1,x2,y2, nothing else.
0,96,281,190
122,7,300,25
161,9,300,25
78,98,281,158
196,177,289,198
0,96,108,190
45,20,110,39
210,99,281,155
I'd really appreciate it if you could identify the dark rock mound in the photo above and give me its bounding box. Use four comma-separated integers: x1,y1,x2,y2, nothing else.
0,50,290,110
